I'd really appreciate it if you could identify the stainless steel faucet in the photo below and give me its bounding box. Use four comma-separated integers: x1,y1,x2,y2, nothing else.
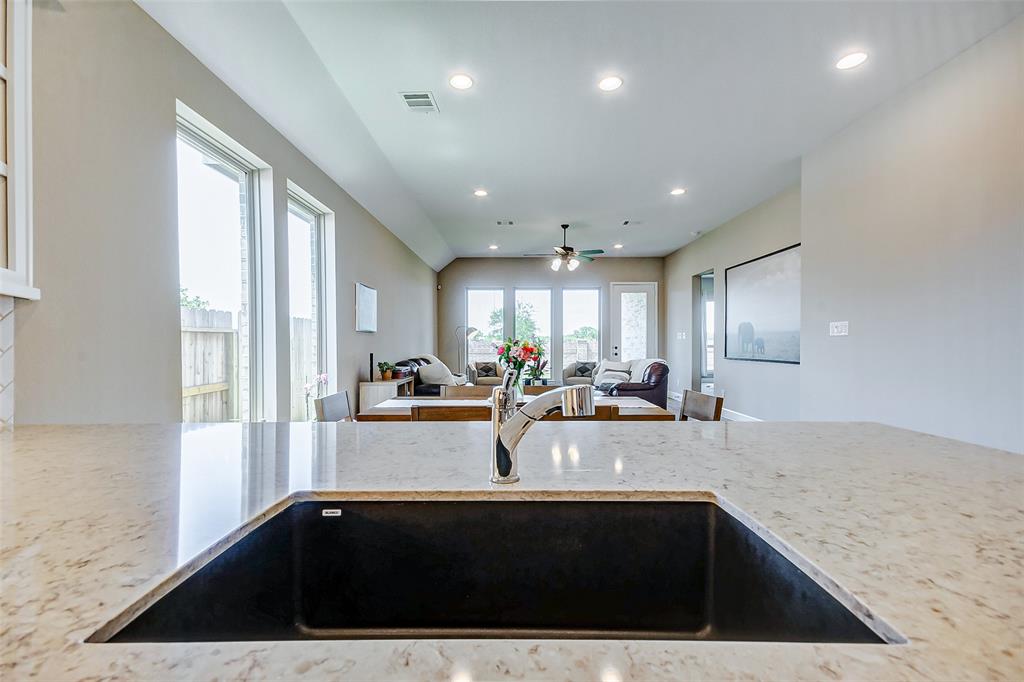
490,369,596,484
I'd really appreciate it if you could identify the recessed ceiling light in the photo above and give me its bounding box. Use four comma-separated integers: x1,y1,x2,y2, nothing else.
613,243,624,249
449,73,474,90
836,52,868,70
598,75,623,92
473,189,488,197
670,188,687,196
488,244,498,250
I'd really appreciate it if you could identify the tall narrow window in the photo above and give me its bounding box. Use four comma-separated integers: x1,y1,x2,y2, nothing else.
176,126,258,423
515,289,552,378
0,0,8,271
0,0,35,300
563,289,600,369
700,273,715,380
466,289,503,370
287,195,324,421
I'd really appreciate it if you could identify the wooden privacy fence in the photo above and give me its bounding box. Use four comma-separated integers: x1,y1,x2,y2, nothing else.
181,307,237,422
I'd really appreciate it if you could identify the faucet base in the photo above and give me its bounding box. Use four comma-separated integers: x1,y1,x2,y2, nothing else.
490,474,520,484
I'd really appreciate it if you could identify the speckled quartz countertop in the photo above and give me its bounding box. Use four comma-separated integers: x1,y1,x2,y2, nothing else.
1,421,1022,680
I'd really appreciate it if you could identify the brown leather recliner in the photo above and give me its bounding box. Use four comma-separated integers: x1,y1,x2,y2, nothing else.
610,362,670,409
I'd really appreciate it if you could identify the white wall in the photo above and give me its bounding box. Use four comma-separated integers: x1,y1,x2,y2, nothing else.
664,186,801,420
436,257,665,376
15,1,436,423
800,18,1023,452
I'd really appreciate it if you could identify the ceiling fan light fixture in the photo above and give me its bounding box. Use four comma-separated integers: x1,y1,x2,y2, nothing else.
551,257,563,271
567,258,580,271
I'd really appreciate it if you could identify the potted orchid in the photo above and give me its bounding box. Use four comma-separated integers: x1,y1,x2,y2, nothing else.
303,373,329,421
527,357,549,385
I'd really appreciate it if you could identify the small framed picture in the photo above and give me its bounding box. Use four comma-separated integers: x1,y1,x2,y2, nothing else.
355,282,377,333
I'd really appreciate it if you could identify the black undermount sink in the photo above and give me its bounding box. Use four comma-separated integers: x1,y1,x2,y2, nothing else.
97,501,889,643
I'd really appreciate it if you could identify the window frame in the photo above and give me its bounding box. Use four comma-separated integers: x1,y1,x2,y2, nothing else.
0,0,35,299
286,191,327,392
465,287,505,370
513,287,553,378
561,287,602,372
176,117,265,421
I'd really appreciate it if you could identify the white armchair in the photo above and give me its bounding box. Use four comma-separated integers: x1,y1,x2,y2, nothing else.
563,361,598,386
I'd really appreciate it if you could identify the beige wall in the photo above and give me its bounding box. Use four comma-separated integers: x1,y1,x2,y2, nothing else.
663,186,801,420
0,296,12,429
800,18,1023,453
15,1,436,423
436,257,664,376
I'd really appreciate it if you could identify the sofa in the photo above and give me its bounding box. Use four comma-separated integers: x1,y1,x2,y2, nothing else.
394,355,466,396
608,360,670,409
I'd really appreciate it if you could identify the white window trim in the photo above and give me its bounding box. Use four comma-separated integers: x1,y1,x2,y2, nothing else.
0,0,36,299
561,287,602,376
286,183,336,395
513,287,554,378
464,287,505,372
176,107,274,421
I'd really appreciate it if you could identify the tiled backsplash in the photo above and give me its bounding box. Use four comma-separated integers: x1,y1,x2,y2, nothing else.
1,295,13,429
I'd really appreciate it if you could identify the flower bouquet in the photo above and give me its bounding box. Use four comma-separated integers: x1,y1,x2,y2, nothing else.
496,338,545,387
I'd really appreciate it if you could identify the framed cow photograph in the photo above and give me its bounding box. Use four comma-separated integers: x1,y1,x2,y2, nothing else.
724,244,801,364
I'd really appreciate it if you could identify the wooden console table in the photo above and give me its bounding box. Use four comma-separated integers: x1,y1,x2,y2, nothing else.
358,376,415,412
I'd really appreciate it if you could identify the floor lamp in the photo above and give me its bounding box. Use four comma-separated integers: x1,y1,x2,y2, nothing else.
455,326,479,376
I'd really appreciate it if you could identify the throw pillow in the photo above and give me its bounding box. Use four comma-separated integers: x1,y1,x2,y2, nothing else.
594,369,630,386
602,360,632,373
418,361,457,386
476,362,498,377
575,361,596,377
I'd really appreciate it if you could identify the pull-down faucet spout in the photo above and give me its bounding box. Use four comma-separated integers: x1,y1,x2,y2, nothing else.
490,369,596,484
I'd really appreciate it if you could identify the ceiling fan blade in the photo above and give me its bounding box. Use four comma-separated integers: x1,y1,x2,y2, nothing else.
575,254,595,263
554,246,570,255
576,249,605,255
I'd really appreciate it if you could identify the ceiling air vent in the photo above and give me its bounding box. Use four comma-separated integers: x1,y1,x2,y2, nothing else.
400,91,438,113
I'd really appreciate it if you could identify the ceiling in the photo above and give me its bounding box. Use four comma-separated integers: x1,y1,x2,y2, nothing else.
140,1,1023,268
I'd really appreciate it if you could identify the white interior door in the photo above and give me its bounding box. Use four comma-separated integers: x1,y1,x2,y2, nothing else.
609,283,658,361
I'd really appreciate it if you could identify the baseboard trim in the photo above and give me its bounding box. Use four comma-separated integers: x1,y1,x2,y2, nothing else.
722,408,761,422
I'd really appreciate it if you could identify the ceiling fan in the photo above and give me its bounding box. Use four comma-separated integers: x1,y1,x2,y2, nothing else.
523,224,605,271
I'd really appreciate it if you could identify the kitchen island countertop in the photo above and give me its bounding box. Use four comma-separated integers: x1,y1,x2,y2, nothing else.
1,421,1021,680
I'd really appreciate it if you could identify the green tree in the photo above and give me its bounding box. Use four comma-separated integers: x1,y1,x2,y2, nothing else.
179,288,209,310
489,300,541,341
568,325,598,340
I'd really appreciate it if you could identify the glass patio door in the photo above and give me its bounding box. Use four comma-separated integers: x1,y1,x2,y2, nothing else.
609,283,658,362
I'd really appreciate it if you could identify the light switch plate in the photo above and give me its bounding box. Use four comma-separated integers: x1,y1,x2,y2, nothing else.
676,331,685,340
829,321,849,336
